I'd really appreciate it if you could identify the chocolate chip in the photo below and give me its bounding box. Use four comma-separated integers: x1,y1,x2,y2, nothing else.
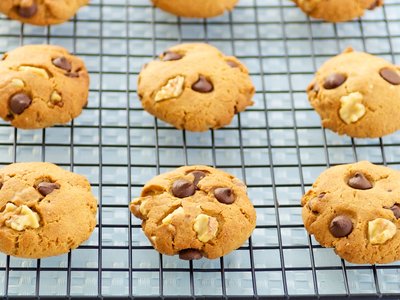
9,93,32,115
390,204,400,219
52,57,72,72
179,249,203,260
227,61,239,68
163,51,183,61
172,179,195,198
17,4,38,18
37,182,60,196
191,171,206,188
214,188,234,204
323,73,347,89
379,67,400,85
347,172,373,190
65,72,79,78
369,0,380,9
192,75,213,93
329,216,353,238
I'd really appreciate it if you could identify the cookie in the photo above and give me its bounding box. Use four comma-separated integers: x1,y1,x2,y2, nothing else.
0,44,89,129
307,48,400,138
0,0,88,26
293,0,383,22
151,0,238,18
301,161,400,264
130,165,257,260
137,43,254,132
0,162,97,258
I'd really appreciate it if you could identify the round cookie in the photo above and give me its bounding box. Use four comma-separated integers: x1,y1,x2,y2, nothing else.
293,0,383,22
0,44,89,129
302,161,400,264
151,0,238,18
137,43,255,132
307,48,400,138
0,162,97,258
130,165,257,260
0,0,88,26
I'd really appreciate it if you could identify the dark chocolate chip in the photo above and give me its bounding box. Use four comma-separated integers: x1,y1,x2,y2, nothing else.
37,182,60,196
227,61,239,68
214,188,234,204
52,57,72,72
5,113,14,121
329,215,353,238
65,72,79,78
323,73,347,89
192,75,213,93
179,249,203,260
163,51,183,61
172,179,195,198
191,171,206,188
17,3,38,18
390,204,400,219
347,172,373,190
379,67,400,85
9,93,32,115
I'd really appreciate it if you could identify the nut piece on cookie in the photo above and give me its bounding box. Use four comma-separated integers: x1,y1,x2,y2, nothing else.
129,165,256,260
294,0,383,23
302,161,400,264
0,162,97,258
0,45,89,129
307,48,400,138
151,0,239,18
137,43,255,132
0,0,89,26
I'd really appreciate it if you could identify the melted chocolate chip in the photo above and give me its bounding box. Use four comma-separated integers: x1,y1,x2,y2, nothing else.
348,172,373,190
191,171,206,188
323,73,347,89
329,215,353,238
9,93,32,115
163,51,183,61
390,204,400,219
52,57,72,72
17,3,38,18
379,67,400,85
172,179,195,198
192,75,213,93
37,182,60,196
179,249,203,260
214,188,234,204
227,61,239,68
65,72,79,78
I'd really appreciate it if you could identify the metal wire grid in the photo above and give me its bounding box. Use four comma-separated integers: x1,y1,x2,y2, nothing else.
0,0,399,299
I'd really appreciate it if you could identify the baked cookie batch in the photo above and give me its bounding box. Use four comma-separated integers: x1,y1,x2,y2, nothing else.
0,0,398,265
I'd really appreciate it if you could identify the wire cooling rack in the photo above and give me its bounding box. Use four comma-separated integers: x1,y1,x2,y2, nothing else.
0,0,400,299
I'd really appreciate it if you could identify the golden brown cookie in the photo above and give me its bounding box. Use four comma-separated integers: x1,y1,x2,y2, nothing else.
0,44,89,129
293,0,383,22
302,161,400,264
137,43,255,132
0,0,89,26
130,165,257,260
151,0,238,18
307,48,400,138
0,162,97,258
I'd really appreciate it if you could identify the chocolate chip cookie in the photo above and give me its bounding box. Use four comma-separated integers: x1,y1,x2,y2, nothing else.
307,48,400,138
137,43,255,132
130,165,257,260
302,161,400,264
0,0,88,26
0,44,89,129
293,0,383,22
0,162,97,258
151,0,238,18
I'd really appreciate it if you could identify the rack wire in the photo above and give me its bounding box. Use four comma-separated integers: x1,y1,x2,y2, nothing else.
0,0,400,299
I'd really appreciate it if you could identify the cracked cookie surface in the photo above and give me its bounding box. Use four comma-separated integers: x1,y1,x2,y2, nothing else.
302,161,400,264
0,0,88,26
137,43,255,132
293,0,383,22
151,0,238,18
0,44,89,129
0,162,97,258
307,48,400,138
130,165,257,260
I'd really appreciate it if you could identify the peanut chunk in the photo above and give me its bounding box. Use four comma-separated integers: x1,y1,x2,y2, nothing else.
154,76,185,102
11,78,25,88
193,214,218,243
18,66,49,79
1,203,40,231
339,92,366,124
368,218,397,245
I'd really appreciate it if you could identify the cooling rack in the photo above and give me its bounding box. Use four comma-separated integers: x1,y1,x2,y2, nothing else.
0,0,400,299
